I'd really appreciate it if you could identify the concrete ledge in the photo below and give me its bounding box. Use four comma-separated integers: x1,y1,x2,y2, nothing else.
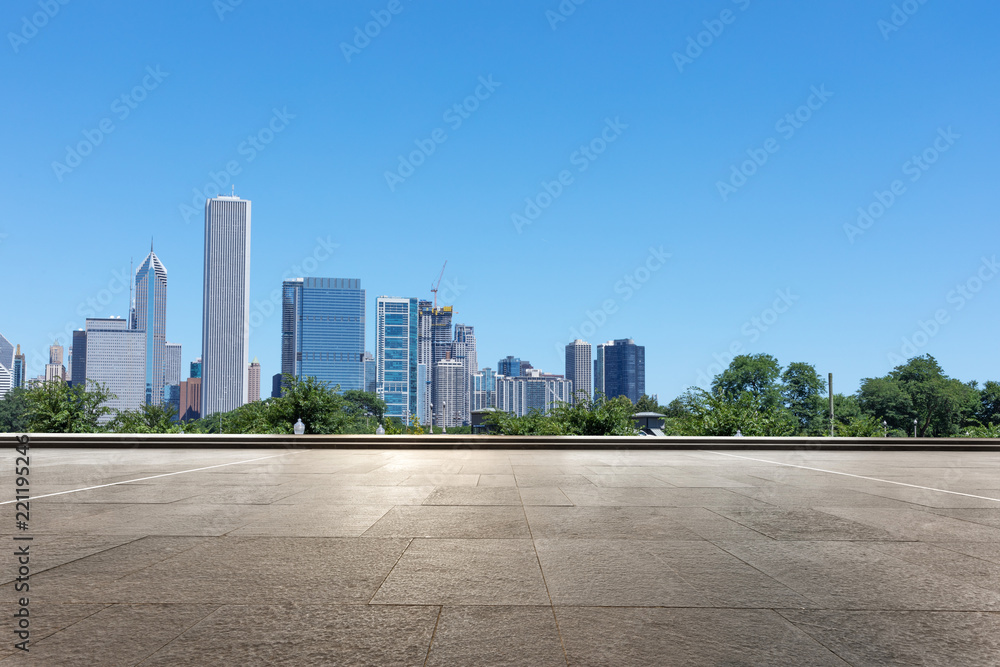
8,432,1000,450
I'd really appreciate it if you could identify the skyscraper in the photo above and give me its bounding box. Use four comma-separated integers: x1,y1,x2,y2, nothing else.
201,195,251,416
248,358,261,402
0,333,13,399
134,246,168,405
495,371,573,417
603,338,645,404
281,277,365,391
565,339,592,404
498,356,522,377
472,367,496,411
433,358,465,428
12,345,26,389
594,342,609,398
363,351,376,394
376,296,419,424
82,317,145,420
451,323,477,425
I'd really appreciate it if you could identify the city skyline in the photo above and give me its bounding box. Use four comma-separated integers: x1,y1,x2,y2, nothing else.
3,3,998,403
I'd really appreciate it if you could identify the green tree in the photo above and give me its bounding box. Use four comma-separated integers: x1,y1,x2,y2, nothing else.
712,354,783,409
108,402,181,433
672,388,795,437
976,380,1000,426
780,362,826,435
634,394,664,414
22,379,116,433
0,388,30,432
549,395,639,436
858,355,978,437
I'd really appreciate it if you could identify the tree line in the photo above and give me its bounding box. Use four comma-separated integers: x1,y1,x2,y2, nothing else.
1,355,997,437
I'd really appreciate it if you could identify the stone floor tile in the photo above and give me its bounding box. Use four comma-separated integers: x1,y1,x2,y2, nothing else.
557,608,849,666
362,505,531,538
524,506,703,540
422,486,523,506
426,606,566,667
371,539,550,605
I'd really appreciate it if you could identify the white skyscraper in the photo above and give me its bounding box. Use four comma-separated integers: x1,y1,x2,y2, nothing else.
433,358,465,428
565,339,592,404
201,195,251,416
451,324,477,425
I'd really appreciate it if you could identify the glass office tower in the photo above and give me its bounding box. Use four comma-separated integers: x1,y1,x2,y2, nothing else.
281,278,365,391
376,296,418,424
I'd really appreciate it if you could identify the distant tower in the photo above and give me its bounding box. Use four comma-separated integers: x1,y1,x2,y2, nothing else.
603,339,645,404
376,296,419,424
565,339,592,404
134,246,168,404
451,324,477,425
248,358,261,402
281,278,365,391
12,344,26,390
0,333,13,399
433,358,465,428
201,195,251,416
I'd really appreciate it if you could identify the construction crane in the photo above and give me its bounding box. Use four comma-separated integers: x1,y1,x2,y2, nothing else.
430,261,447,310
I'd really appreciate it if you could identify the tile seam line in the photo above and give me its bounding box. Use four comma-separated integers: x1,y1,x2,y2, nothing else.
702,451,1000,503
0,450,310,504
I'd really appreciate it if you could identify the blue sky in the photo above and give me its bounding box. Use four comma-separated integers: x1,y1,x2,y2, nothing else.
2,0,998,401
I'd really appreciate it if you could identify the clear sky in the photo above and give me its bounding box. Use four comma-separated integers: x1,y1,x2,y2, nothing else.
2,0,998,401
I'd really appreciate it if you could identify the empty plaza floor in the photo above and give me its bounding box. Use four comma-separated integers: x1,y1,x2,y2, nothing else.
2,446,1000,666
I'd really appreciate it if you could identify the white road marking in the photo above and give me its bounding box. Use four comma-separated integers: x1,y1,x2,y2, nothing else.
704,450,1000,503
2,450,308,504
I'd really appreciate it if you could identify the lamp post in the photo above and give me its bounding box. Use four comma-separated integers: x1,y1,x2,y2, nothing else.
883,420,888,437
913,418,918,438
428,402,433,434
442,400,447,434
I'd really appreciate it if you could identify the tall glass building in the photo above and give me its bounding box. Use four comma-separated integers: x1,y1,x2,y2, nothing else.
134,247,168,405
12,345,26,390
603,338,645,404
281,278,365,391
201,195,251,416
565,339,592,405
376,296,418,424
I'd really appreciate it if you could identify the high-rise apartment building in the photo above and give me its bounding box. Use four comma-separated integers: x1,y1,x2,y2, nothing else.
498,355,522,377
495,372,572,417
248,358,261,402
602,338,645,404
433,358,465,428
134,247,168,405
565,339,592,404
165,343,182,387
451,324,477,425
472,367,496,411
0,333,13,399
376,296,419,424
281,278,365,391
201,195,251,416
12,345,26,390
363,352,376,394
82,317,145,420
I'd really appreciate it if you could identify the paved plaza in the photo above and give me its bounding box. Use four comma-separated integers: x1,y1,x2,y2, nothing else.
2,446,999,665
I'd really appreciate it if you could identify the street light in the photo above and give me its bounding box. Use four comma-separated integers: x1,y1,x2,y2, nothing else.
442,401,447,434
913,418,918,438
428,402,433,434
883,420,888,437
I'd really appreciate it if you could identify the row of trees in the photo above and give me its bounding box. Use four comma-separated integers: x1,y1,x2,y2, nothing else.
1,355,997,437
0,376,389,435
632,353,999,438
